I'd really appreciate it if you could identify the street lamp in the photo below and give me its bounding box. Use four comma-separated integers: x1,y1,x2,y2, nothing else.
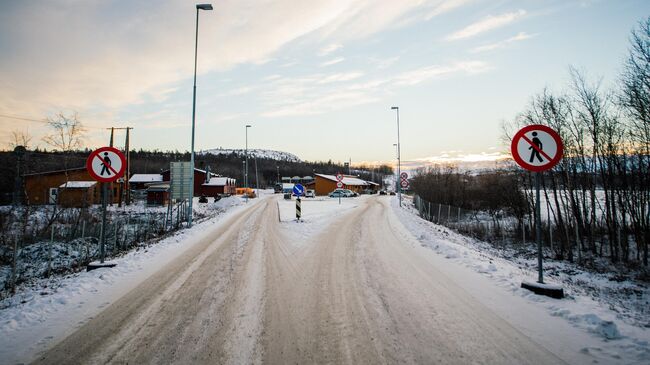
245,124,251,188
188,3,213,227
391,106,401,207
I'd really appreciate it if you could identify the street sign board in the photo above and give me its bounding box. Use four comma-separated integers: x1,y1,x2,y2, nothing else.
293,183,304,196
400,172,408,179
336,173,343,182
336,182,343,188
86,147,126,182
511,125,563,172
170,161,193,200
400,179,409,188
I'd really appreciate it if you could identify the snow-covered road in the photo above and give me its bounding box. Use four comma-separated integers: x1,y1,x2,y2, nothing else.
25,195,597,364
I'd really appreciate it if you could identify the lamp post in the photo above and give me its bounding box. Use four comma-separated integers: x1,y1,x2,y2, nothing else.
245,124,251,188
391,106,401,207
188,3,212,227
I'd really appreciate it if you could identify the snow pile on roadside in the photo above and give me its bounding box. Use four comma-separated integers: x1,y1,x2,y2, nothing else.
0,196,248,364
392,196,650,364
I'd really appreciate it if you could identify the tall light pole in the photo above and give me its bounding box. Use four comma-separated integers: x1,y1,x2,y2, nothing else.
245,124,251,188
188,3,212,227
391,106,402,207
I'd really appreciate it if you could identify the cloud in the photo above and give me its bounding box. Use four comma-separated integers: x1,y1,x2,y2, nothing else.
0,0,457,120
425,0,474,20
317,72,364,84
320,57,345,67
446,9,526,41
470,32,536,53
258,59,491,117
394,61,490,85
318,43,342,56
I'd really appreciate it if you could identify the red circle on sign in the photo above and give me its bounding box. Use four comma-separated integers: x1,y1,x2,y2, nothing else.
400,180,409,188
511,124,563,172
336,173,343,182
400,172,408,179
86,146,126,182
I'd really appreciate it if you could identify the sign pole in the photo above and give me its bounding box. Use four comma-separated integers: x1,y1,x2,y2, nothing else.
100,182,108,264
535,172,543,284
296,197,301,221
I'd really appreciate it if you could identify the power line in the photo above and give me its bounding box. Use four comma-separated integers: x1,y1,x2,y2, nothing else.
0,113,107,130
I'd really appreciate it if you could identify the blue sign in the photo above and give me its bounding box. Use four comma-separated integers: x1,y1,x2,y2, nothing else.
293,184,305,196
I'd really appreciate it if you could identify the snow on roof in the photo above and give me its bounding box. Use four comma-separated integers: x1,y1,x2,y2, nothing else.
59,181,97,189
130,174,163,183
202,177,233,186
315,173,369,186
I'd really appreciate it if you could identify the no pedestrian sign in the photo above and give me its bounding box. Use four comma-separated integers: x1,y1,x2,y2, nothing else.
511,125,563,172
86,147,126,182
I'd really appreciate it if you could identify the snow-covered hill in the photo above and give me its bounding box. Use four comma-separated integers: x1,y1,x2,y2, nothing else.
200,148,301,162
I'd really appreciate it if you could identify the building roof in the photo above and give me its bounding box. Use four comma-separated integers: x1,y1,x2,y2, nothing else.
315,173,369,186
202,177,235,186
130,174,163,183
59,181,97,189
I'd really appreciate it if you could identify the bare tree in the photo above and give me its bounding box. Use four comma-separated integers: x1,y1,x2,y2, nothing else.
42,112,86,152
7,130,33,149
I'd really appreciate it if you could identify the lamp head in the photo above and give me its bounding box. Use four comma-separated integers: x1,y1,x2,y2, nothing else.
246,124,251,128
391,106,398,110
196,4,213,10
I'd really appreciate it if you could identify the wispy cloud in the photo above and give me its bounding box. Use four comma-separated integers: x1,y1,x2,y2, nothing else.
259,59,491,117
395,61,490,85
425,0,474,20
471,32,536,53
320,57,345,67
318,43,342,56
446,9,526,41
317,72,364,84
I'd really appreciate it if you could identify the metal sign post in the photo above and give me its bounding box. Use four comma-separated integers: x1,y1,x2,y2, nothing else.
336,173,344,204
86,147,126,269
511,124,564,298
293,184,304,221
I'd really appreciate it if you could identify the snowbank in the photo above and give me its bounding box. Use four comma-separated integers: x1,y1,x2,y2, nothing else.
391,196,650,364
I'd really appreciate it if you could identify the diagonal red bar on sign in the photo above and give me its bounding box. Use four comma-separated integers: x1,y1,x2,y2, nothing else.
94,154,120,176
521,134,553,162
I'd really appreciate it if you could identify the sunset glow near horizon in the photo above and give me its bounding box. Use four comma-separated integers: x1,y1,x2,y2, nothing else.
1,0,648,168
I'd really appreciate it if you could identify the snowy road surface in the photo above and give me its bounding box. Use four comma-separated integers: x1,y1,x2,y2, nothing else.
32,196,572,364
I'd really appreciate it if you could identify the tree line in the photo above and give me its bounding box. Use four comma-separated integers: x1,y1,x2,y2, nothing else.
413,17,650,269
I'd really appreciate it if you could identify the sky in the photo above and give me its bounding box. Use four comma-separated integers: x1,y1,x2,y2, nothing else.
0,0,648,167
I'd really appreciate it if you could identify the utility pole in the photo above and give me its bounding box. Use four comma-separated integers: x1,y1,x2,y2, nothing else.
107,127,134,206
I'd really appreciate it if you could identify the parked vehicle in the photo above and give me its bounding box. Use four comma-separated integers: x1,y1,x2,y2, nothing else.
379,190,387,195
328,188,355,198
305,189,315,198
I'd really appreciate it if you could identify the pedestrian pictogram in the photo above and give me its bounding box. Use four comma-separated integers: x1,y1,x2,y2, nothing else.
86,147,126,182
511,125,563,172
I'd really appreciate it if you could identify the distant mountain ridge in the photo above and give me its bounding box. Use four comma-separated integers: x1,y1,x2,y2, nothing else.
200,148,301,163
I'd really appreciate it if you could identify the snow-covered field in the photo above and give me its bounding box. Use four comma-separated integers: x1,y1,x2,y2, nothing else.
395,195,650,364
0,195,251,364
200,147,301,162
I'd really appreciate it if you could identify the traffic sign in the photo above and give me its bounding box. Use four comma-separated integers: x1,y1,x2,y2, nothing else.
336,173,343,182
336,182,343,188
86,147,126,182
511,125,563,172
400,179,409,188
400,172,408,179
293,183,305,196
